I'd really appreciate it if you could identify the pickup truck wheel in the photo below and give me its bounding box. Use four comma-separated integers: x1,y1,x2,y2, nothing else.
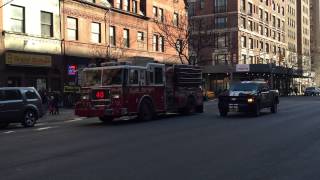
0,123,9,129
22,110,37,127
138,100,154,121
271,102,278,113
253,104,261,117
196,104,204,113
99,116,114,123
219,109,228,117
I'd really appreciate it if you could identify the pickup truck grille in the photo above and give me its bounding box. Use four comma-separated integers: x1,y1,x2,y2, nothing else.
219,96,249,104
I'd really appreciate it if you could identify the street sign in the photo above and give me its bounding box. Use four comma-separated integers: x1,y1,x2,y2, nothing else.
236,64,250,72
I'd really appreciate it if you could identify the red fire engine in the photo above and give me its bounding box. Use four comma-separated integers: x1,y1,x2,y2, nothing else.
75,61,203,122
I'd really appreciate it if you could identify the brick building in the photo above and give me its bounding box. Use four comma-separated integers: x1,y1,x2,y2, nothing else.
0,0,187,91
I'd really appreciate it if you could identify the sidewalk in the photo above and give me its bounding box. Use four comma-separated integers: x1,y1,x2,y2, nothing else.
40,108,77,123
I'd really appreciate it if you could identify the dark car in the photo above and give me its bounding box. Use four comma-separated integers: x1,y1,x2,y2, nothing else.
0,87,44,128
304,87,320,96
218,81,279,117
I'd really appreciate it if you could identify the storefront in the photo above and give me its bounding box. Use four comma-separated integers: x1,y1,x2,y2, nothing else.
202,64,306,96
0,51,63,92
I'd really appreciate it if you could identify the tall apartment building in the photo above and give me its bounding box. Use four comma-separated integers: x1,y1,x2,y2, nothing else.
310,0,320,85
0,0,187,91
296,0,311,73
189,0,290,93
286,0,298,69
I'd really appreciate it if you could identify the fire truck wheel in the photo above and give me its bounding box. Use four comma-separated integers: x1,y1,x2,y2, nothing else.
138,100,154,121
99,116,114,123
181,97,196,115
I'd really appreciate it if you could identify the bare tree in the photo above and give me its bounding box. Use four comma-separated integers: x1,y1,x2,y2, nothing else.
155,12,191,64
155,12,213,65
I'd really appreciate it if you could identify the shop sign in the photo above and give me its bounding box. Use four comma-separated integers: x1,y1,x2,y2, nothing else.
68,65,77,76
236,64,250,72
5,52,52,67
64,86,80,93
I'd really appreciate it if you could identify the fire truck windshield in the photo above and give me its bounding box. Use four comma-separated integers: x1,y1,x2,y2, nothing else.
82,68,124,87
102,69,123,86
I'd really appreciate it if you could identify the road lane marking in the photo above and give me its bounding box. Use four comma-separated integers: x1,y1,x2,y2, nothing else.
3,131,15,134
35,126,56,131
66,117,85,123
36,123,48,126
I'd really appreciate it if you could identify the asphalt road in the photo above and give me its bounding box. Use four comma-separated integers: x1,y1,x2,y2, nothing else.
1,96,320,180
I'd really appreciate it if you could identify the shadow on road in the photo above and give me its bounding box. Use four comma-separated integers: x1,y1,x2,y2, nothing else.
80,113,198,127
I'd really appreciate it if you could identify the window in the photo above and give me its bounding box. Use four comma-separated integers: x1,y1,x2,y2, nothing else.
137,31,144,48
67,17,78,40
153,6,158,18
116,0,122,9
91,22,101,43
215,16,227,29
109,26,116,46
249,38,253,49
241,17,246,28
248,20,253,31
123,29,129,48
200,0,205,9
132,0,137,13
266,43,269,53
154,67,163,84
152,34,164,52
123,0,129,11
129,69,139,84
41,11,53,37
10,5,25,33
241,36,246,48
153,34,158,51
25,90,38,100
159,36,164,52
137,31,144,42
248,2,253,14
173,13,179,26
215,0,227,13
159,8,164,22
3,90,22,101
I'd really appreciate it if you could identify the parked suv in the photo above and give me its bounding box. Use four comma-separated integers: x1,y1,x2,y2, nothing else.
304,87,320,96
0,87,44,128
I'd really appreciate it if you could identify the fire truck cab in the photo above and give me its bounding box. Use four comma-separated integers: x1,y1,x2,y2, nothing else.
75,62,203,122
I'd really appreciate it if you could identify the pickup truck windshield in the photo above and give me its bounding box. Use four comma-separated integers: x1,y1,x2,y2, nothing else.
230,83,259,92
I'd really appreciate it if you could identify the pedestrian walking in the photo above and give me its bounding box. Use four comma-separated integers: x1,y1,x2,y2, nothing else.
294,87,298,96
53,93,60,115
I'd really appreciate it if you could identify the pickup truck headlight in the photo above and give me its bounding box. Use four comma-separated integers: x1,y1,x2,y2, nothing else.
247,98,254,103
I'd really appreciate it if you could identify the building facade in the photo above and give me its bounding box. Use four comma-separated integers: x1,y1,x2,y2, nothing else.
0,0,62,91
310,0,320,85
0,0,187,91
189,0,292,94
296,0,313,89
286,0,298,69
